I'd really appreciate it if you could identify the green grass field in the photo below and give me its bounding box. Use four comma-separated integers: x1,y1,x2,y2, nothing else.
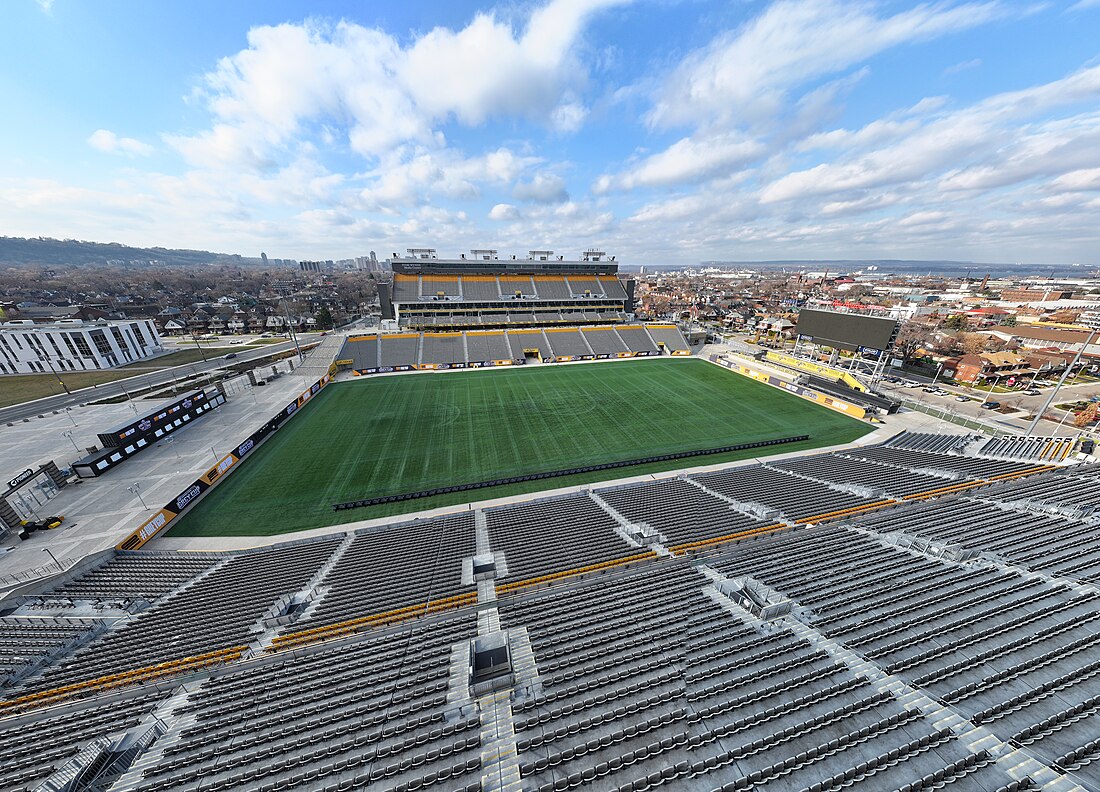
169,358,873,536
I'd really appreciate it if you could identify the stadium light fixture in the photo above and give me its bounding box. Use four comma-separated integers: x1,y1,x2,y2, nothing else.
1025,327,1098,437
126,483,148,510
61,429,79,453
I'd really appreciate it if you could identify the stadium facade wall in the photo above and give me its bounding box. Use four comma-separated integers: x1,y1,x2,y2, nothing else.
709,355,868,420
116,365,339,551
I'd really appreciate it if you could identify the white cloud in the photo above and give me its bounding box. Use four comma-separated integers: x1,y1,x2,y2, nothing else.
943,57,982,76
355,146,541,211
1069,0,1100,10
87,129,154,157
761,64,1100,203
489,203,521,221
648,0,1005,128
35,0,54,13
173,0,625,170
601,133,765,191
513,173,569,203
551,101,588,132
1048,167,1100,191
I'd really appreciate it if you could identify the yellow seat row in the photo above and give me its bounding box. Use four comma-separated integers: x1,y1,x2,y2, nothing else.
0,646,245,715
988,465,1055,481
902,480,986,502
795,499,896,524
496,551,658,594
670,523,787,556
270,591,479,651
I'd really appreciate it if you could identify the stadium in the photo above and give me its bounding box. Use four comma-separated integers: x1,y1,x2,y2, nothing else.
0,251,1098,792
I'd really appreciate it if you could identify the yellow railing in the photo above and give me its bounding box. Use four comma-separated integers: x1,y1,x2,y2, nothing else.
0,646,245,715
496,551,657,594
670,523,787,555
794,500,896,524
270,591,479,651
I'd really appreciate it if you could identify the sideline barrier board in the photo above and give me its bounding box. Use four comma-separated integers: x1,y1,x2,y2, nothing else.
709,355,867,420
117,372,335,551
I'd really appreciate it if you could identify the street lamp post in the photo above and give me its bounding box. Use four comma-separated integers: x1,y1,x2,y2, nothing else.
61,429,79,453
191,333,209,363
42,547,61,568
126,483,148,510
280,294,304,362
983,374,1002,405
39,351,71,395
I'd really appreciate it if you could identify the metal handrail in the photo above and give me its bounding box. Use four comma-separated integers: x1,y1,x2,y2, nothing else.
0,557,78,589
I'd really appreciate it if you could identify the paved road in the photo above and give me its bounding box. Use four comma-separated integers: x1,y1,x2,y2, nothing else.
0,338,317,424
878,376,1100,434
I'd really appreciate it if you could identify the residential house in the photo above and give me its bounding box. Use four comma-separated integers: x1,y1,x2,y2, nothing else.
943,351,1031,384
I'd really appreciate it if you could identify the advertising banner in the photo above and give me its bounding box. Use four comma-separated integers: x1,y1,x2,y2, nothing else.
708,356,866,419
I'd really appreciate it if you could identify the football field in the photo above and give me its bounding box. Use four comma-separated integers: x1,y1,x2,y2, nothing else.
169,358,873,536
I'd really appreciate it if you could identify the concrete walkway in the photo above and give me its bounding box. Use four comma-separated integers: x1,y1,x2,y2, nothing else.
0,369,312,583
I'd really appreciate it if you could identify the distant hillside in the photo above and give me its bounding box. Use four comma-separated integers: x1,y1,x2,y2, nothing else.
0,237,265,268
694,259,1085,278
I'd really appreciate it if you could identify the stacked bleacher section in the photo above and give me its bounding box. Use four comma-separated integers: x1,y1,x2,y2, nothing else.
343,247,693,375
383,250,631,333
978,434,1078,463
338,324,690,375
2,434,1098,791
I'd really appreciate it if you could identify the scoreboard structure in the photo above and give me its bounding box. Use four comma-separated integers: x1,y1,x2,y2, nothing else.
792,308,901,384
794,309,900,357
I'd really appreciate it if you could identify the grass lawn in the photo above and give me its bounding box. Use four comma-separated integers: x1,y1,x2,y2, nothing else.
121,349,214,368
0,370,151,408
170,358,873,537
0,349,222,408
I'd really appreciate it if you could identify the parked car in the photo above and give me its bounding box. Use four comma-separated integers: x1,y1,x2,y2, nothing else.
955,395,969,402
1025,388,1041,396
980,401,1001,410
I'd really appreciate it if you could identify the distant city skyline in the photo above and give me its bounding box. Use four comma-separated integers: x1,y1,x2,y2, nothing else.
3,0,1100,266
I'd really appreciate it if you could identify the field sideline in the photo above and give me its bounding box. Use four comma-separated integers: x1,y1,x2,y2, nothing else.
169,358,873,536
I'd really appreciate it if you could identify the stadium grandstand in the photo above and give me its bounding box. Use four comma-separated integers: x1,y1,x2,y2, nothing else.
380,248,633,332
337,324,690,374
338,247,691,375
2,434,1097,792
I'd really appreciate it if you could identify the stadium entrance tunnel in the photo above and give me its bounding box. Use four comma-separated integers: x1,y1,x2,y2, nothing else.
471,631,512,693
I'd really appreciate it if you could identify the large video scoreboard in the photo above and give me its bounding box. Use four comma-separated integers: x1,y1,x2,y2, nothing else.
796,309,899,355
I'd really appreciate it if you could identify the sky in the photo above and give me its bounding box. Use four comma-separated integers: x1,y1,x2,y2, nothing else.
2,0,1100,266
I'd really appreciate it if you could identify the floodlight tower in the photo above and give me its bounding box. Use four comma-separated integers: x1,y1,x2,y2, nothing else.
1025,327,1098,437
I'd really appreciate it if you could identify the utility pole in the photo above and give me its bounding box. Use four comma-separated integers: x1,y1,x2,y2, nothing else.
280,292,304,361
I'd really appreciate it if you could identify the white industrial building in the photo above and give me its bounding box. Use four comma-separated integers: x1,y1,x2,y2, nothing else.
0,319,164,375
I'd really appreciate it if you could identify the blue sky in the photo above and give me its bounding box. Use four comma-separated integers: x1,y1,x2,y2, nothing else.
3,0,1100,266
